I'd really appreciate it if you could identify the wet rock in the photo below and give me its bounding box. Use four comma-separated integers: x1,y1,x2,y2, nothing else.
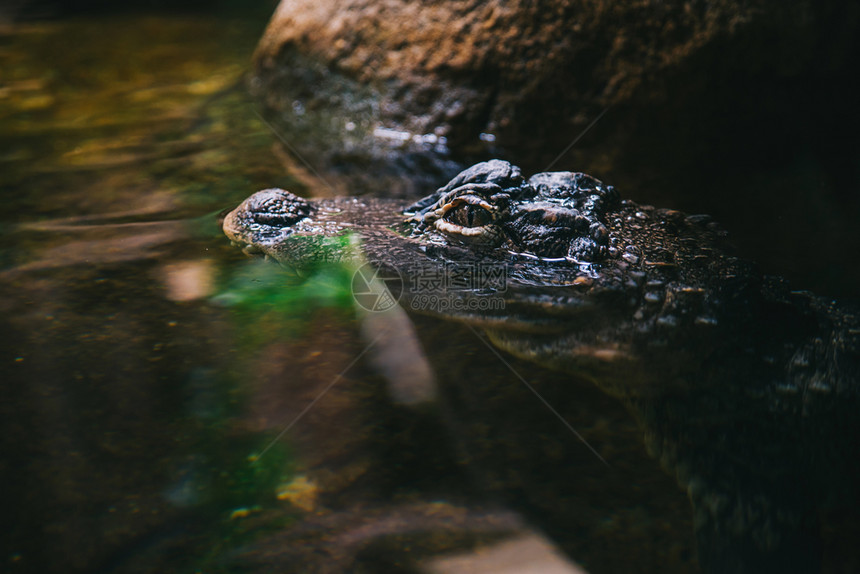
251,0,859,200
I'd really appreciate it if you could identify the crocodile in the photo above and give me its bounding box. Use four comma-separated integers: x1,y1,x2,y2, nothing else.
223,160,860,573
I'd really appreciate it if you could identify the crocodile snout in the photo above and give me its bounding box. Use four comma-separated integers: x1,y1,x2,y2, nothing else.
223,188,315,247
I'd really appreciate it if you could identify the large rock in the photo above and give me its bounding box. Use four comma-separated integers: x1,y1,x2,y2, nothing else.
251,0,857,193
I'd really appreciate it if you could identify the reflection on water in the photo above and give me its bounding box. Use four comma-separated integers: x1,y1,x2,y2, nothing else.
0,15,307,574
159,259,215,302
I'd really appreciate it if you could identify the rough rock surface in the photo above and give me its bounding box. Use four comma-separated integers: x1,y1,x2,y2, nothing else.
251,0,858,194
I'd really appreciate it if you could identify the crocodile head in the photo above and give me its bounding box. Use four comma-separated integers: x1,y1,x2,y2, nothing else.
224,160,753,397
222,160,616,261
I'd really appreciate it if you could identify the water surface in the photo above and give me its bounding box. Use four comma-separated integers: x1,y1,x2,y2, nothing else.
0,15,312,573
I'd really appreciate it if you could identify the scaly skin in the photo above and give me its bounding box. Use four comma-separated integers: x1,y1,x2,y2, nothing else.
224,161,860,573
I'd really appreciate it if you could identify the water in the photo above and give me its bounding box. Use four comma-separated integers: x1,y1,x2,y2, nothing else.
0,13,856,574
0,15,309,573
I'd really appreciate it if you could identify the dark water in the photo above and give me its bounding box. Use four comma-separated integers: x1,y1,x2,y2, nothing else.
0,13,856,574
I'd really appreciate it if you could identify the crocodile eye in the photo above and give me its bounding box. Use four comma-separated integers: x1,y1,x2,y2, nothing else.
444,203,493,228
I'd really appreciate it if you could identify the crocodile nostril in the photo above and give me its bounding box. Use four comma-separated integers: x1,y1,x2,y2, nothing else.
248,189,314,227
253,210,309,226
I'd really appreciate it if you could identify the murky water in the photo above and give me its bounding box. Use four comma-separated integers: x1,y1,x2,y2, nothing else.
0,15,311,573
1,13,856,574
